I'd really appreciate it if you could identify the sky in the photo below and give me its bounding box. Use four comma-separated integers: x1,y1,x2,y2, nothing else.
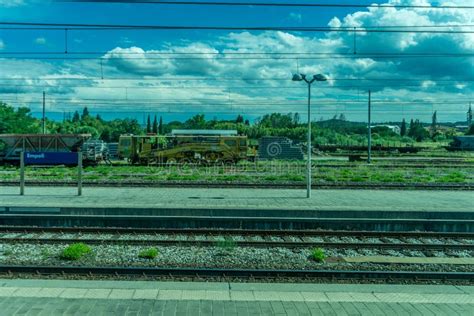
0,0,472,123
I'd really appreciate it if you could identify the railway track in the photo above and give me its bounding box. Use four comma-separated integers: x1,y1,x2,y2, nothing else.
3,226,473,237
1,227,472,252
0,265,472,282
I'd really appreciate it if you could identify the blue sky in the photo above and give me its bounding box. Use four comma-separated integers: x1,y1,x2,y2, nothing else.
0,0,472,123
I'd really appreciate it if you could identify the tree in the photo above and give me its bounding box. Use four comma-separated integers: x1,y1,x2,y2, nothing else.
244,119,250,126
96,114,103,121
81,107,90,120
293,113,300,126
72,111,80,123
146,115,151,133
185,114,207,129
431,111,437,135
408,119,429,142
258,113,294,129
408,119,415,137
236,114,244,124
468,103,473,126
466,124,474,135
159,116,164,134
152,115,158,134
0,102,39,134
400,119,407,136
339,113,346,121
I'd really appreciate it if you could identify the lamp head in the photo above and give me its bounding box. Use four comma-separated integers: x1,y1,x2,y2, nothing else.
313,74,327,82
292,74,303,82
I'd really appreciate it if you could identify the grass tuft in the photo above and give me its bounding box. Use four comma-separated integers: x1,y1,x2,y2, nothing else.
60,243,92,261
138,247,159,259
311,248,326,263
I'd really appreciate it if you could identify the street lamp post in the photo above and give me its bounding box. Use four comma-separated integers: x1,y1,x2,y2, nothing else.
292,73,327,198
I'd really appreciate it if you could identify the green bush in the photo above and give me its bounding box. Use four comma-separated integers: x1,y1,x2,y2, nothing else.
311,248,326,263
138,247,159,259
60,243,92,260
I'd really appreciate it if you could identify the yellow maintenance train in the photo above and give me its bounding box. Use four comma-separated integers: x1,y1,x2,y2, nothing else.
118,130,249,164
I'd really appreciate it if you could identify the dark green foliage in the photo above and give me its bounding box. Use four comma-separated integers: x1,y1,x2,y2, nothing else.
0,101,458,147
60,243,92,260
371,126,397,137
466,125,474,135
138,247,159,259
158,116,163,134
467,104,472,126
146,115,151,133
408,119,429,142
51,106,143,141
184,114,207,129
152,115,158,134
257,112,296,129
72,111,80,123
400,119,407,136
0,102,39,134
81,107,90,120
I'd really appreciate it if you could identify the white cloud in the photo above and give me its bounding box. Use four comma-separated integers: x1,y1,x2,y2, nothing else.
35,37,46,45
0,0,472,122
0,0,25,7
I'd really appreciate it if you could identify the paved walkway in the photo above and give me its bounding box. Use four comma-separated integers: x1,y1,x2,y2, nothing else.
0,279,472,315
1,186,473,212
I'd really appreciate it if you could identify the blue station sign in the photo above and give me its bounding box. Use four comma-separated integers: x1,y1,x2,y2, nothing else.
24,152,79,165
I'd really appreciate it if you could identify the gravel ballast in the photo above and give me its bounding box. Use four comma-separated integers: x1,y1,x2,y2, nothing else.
1,243,473,273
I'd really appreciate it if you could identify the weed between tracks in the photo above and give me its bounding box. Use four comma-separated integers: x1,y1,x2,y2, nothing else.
60,243,92,261
311,248,326,263
138,247,159,259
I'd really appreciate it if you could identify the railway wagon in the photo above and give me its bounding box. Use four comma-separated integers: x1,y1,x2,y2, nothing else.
0,133,91,165
446,136,474,151
118,133,248,164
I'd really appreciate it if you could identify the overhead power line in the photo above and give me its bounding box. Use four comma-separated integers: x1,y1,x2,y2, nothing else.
59,0,474,10
3,95,470,104
1,53,473,60
1,22,473,33
0,77,472,82
1,52,473,57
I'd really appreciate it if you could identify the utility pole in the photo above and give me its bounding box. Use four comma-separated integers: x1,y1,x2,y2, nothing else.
368,90,372,164
307,82,312,198
42,91,46,134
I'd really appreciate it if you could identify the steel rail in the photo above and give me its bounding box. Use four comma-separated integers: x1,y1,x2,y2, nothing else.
1,226,473,238
0,265,472,282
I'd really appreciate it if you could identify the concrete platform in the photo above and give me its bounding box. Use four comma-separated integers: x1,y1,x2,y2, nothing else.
1,187,473,231
0,279,472,315
1,186,473,212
